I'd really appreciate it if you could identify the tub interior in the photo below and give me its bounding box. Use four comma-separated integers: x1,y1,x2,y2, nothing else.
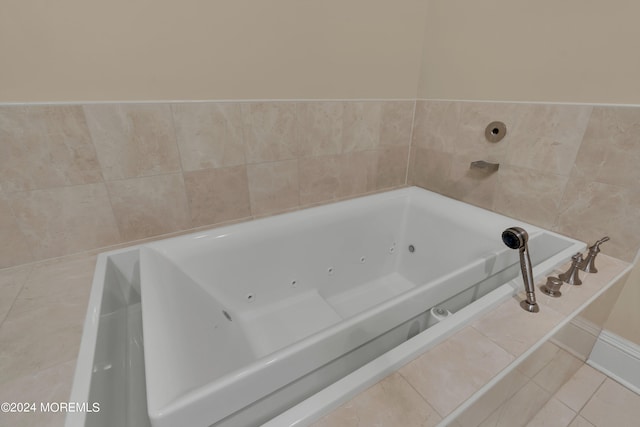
68,188,584,427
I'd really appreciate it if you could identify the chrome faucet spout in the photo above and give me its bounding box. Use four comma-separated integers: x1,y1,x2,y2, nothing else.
502,227,539,313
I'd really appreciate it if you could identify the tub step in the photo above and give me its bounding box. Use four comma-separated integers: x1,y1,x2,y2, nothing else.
325,272,416,318
238,291,342,358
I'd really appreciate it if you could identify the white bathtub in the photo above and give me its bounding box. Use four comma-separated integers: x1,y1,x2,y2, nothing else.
66,187,584,427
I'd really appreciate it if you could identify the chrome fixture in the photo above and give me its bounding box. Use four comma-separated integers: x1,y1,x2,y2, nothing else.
559,252,583,286
541,276,564,298
579,236,610,273
470,160,500,172
502,227,539,313
485,121,507,142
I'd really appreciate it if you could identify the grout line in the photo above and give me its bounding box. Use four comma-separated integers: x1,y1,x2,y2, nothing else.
404,99,418,186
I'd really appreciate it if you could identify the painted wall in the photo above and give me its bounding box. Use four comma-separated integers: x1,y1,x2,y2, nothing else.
0,0,428,102
418,0,640,103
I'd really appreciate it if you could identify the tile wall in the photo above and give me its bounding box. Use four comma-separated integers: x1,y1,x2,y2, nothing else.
0,101,413,269
410,101,640,262
2,99,640,269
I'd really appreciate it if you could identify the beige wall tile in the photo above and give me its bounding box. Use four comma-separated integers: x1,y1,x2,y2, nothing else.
84,103,181,180
184,166,251,227
311,372,441,427
574,106,640,188
8,184,121,260
0,105,103,192
494,165,569,230
296,102,344,158
408,147,453,195
108,173,191,241
247,160,299,216
172,102,246,170
299,151,377,205
379,100,415,148
375,146,409,190
554,169,640,262
0,190,33,268
242,102,297,163
411,100,460,153
506,104,592,176
455,101,517,162
399,327,514,416
447,154,498,211
341,101,382,152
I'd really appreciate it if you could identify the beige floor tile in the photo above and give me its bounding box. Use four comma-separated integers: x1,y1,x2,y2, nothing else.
479,381,551,427
568,415,595,427
0,359,75,427
555,364,606,412
532,348,583,394
311,372,441,427
525,398,576,427
516,341,561,379
580,378,640,427
399,327,514,417
455,368,529,427
0,266,31,325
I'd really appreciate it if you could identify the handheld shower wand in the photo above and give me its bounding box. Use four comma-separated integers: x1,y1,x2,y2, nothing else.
502,227,539,313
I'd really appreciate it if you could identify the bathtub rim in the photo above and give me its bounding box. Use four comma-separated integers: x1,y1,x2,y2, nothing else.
65,186,586,427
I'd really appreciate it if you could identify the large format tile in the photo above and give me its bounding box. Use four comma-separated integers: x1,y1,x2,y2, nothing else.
573,106,640,188
242,102,297,164
494,165,569,230
0,266,31,325
296,102,344,158
183,165,251,227
580,378,640,427
554,169,640,262
0,105,102,192
375,146,409,190
555,363,606,412
399,327,514,416
299,151,377,205
472,296,565,357
8,184,121,260
479,381,551,427
84,103,181,180
411,100,460,153
341,101,382,152
525,397,576,427
408,147,453,195
247,160,299,216
311,372,441,427
172,102,246,170
532,349,583,394
0,359,76,427
505,104,592,176
0,190,33,268
107,173,191,241
379,101,415,148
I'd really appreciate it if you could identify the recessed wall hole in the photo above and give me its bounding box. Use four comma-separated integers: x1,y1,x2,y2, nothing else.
246,293,255,302
492,128,500,135
291,280,297,287
328,267,334,275
408,244,415,253
360,256,366,263
223,310,232,321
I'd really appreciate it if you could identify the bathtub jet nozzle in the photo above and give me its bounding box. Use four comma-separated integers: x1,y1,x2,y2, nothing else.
502,227,539,313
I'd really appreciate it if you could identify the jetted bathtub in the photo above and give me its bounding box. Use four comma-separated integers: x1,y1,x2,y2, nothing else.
67,187,584,427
